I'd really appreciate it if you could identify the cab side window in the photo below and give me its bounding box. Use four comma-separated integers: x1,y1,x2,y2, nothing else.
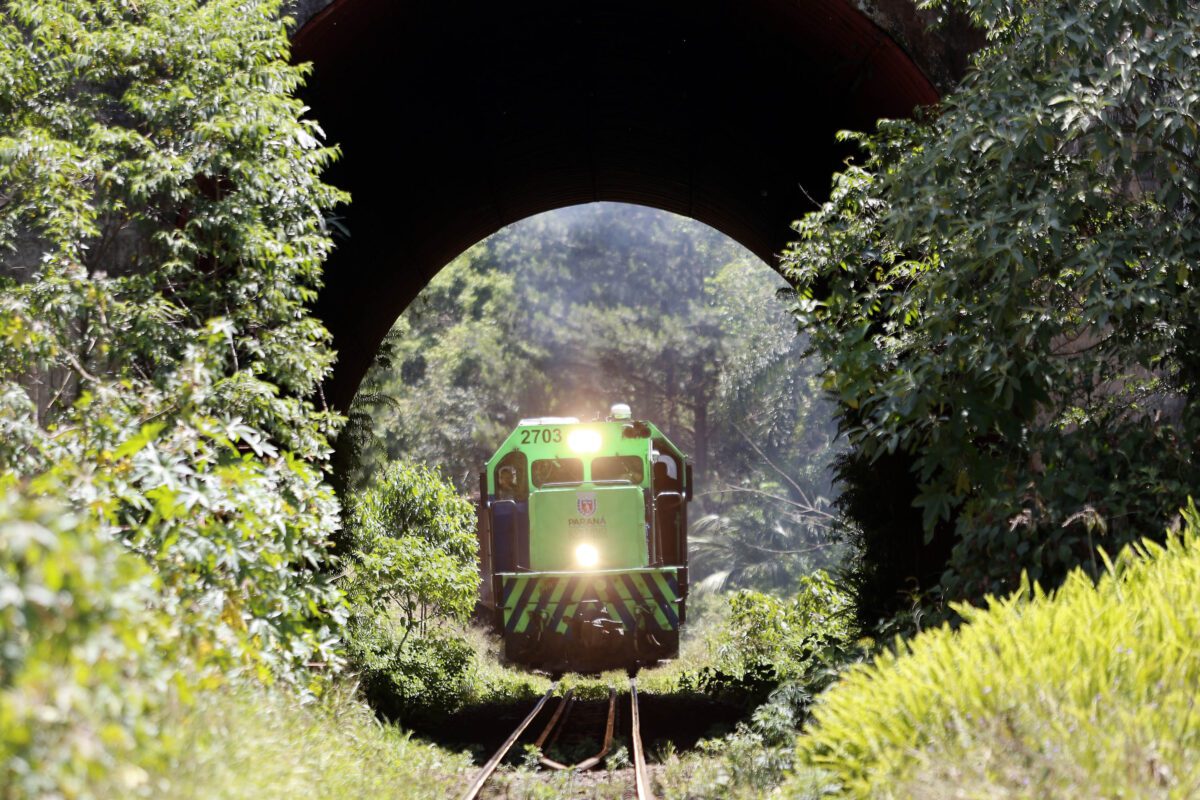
652,453,681,493
494,451,528,500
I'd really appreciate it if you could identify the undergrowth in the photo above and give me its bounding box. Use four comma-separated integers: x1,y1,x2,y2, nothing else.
159,683,469,800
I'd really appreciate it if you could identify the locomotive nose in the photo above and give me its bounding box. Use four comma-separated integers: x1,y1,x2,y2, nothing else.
528,484,647,572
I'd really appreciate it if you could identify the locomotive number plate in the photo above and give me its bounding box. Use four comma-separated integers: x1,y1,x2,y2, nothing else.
519,428,562,444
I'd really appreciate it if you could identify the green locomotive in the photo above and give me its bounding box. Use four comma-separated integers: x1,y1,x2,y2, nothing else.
477,404,691,674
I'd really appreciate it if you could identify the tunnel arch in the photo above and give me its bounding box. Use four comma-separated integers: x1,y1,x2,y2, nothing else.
292,0,949,410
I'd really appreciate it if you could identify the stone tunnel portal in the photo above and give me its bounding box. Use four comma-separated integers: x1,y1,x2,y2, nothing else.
292,0,953,409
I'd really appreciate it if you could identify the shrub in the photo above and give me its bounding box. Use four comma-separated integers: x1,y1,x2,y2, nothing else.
348,616,474,724
0,488,187,798
346,461,478,637
792,503,1200,798
343,461,479,721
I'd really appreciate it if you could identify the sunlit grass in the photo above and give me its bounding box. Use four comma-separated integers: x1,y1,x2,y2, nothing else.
153,683,470,800
790,508,1200,799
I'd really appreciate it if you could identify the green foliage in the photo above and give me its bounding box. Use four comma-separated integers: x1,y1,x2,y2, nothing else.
346,461,478,635
0,2,354,793
677,572,856,713
0,482,467,799
342,252,538,489
792,503,1200,799
0,487,196,798
343,461,479,721
346,616,475,725
0,0,348,686
782,0,1200,610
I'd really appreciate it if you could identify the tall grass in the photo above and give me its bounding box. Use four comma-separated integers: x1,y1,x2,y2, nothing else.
152,683,470,799
790,505,1200,798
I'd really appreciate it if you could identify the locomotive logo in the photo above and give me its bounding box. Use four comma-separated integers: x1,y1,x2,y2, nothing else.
576,492,598,517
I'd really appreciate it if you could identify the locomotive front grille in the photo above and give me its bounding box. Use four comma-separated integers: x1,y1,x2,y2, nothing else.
498,568,681,637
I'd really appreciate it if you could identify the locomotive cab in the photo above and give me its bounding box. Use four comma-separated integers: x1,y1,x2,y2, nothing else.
478,405,690,674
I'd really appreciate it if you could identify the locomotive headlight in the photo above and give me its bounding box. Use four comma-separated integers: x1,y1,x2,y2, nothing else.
575,542,600,569
567,429,602,453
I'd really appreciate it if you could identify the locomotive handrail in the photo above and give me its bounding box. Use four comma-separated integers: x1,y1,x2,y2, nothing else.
488,497,517,507
538,479,640,489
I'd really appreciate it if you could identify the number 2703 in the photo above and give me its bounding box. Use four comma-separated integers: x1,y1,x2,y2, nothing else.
520,428,561,444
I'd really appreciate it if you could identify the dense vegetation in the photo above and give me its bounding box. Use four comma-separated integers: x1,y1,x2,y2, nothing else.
784,0,1200,626
342,462,480,724
0,0,345,682
0,1,462,796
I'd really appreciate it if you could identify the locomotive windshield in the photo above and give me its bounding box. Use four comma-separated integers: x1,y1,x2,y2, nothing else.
591,455,644,484
531,457,583,487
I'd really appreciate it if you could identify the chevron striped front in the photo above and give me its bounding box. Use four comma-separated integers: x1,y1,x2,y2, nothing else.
499,568,681,636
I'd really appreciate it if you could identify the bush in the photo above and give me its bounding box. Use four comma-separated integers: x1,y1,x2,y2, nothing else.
346,461,478,637
0,488,189,798
348,616,474,725
791,503,1200,798
343,461,479,721
676,572,856,713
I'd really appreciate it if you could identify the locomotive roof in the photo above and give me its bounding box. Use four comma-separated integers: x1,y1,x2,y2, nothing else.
485,416,687,475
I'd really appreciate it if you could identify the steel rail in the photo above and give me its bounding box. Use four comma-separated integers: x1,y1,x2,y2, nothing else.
539,687,616,771
532,689,574,752
546,693,576,750
459,683,557,800
630,678,656,800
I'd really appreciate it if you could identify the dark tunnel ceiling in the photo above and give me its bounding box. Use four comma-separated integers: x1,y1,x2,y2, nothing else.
293,0,939,409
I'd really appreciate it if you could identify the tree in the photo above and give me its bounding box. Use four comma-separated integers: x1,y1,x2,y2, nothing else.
783,0,1200,617
0,0,348,681
357,248,547,488
342,461,479,722
345,461,478,639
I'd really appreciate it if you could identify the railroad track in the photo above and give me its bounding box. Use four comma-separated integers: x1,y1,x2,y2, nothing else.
459,677,656,800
